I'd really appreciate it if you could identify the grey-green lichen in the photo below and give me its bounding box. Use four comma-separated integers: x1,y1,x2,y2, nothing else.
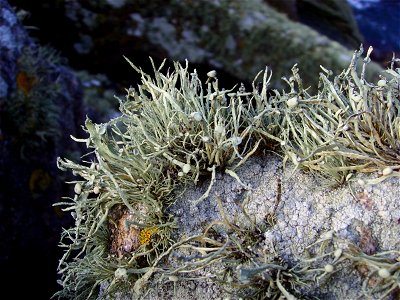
121,56,281,205
147,203,400,300
279,47,400,185
55,48,399,299
54,55,277,299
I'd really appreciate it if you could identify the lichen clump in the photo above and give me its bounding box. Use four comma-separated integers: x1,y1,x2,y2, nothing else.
54,48,399,299
279,46,400,185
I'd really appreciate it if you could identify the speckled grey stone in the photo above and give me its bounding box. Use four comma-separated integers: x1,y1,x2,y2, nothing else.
139,154,399,299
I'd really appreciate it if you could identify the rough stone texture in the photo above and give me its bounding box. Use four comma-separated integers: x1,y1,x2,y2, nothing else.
146,266,229,300
138,154,399,299
0,1,86,298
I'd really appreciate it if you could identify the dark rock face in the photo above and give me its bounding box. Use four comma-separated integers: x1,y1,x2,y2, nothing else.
295,0,363,49
0,2,30,97
0,1,86,298
10,0,382,92
266,0,364,49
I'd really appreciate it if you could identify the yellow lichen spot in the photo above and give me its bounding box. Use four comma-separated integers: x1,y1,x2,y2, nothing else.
139,227,158,245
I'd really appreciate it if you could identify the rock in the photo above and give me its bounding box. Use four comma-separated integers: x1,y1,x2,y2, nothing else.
292,0,363,49
0,1,86,298
57,55,399,299
12,0,382,90
96,155,399,299
348,0,400,63
155,155,399,299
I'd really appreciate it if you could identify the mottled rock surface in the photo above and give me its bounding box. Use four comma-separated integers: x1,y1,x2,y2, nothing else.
143,155,399,299
102,154,399,299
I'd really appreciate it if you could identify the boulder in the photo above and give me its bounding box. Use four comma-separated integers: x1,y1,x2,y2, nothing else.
11,0,382,90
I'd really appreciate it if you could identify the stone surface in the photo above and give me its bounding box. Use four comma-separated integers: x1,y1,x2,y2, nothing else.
140,154,399,299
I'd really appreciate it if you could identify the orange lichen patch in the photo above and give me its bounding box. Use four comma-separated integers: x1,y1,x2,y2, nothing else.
139,227,158,246
109,206,141,258
16,71,36,96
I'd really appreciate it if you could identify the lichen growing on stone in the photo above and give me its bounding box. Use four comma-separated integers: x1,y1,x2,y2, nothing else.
54,49,399,299
54,56,279,299
121,56,282,205
279,47,400,185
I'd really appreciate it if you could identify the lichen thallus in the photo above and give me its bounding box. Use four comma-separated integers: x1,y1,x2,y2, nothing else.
54,48,399,299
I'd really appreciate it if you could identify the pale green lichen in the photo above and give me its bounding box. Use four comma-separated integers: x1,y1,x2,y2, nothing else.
279,47,400,186
295,231,400,300
155,194,314,299
54,56,279,299
55,49,399,299
121,56,279,205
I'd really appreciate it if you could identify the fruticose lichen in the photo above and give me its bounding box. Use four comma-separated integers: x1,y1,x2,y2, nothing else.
279,46,400,186
54,55,278,299
54,48,399,299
